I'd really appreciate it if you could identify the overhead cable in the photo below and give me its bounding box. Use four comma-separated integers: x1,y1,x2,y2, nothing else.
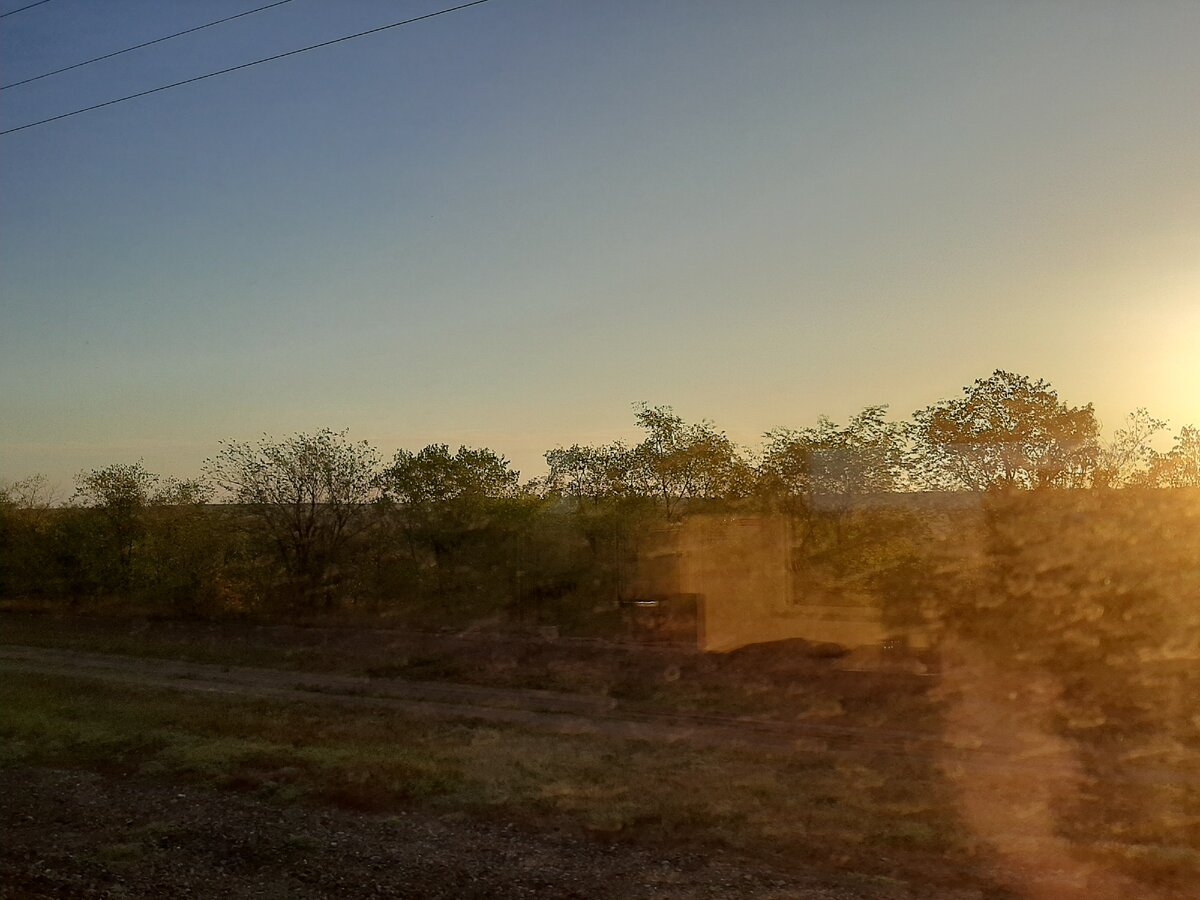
3,0,298,90
1,0,493,136
0,0,54,19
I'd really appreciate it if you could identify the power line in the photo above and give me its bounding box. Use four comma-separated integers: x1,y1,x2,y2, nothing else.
1,0,493,136
0,0,53,19
3,0,298,90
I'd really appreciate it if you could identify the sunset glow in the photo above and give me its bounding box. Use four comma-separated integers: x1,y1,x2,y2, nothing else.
2,1,1198,487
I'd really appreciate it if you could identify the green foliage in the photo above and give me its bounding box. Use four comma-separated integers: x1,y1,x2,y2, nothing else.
546,404,750,521
541,402,751,608
205,429,379,609
69,463,222,610
628,403,752,518
933,488,1200,859
543,443,657,611
544,442,636,507
137,499,228,616
72,462,159,591
4,377,1196,634
377,444,524,599
382,443,520,507
757,408,925,623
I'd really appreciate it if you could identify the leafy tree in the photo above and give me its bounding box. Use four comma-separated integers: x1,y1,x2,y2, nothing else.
1094,408,1168,488
760,405,907,511
934,486,1200,858
542,440,651,606
205,429,380,607
1144,425,1200,487
543,405,752,607
626,403,750,519
382,444,520,508
760,407,925,616
0,474,60,597
139,477,222,614
72,462,160,590
911,370,1099,490
544,443,637,509
70,463,213,598
1,473,58,511
378,444,522,582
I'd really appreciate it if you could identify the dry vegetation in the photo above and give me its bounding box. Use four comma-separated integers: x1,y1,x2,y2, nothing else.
0,670,993,896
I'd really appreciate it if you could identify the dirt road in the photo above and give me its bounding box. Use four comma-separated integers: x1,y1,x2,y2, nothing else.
0,644,1189,789
0,643,931,752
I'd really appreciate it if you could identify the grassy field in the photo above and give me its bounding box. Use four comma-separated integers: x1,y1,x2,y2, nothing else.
4,610,1198,897
0,669,991,895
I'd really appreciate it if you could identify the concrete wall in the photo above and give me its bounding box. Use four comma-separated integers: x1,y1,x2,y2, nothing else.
638,514,892,652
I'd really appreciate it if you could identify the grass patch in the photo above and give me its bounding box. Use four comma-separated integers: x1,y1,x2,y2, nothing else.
7,669,1194,894
0,670,980,891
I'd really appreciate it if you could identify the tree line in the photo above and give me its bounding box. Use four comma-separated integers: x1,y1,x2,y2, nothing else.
1,370,1197,622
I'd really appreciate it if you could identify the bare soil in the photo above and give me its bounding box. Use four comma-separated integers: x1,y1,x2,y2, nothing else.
0,767,920,899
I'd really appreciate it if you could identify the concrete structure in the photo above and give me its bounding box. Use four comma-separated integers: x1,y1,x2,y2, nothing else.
632,514,896,652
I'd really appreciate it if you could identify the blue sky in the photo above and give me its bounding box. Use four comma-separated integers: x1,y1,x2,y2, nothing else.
2,0,1198,489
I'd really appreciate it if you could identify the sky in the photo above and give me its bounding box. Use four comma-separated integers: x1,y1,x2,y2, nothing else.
2,0,1198,491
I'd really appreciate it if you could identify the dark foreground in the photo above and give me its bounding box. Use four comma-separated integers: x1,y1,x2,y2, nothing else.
0,768,922,900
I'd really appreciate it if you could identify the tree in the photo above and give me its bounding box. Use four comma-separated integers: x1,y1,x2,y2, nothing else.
760,405,907,510
1,473,58,512
760,407,924,615
626,403,750,519
911,370,1099,491
382,444,520,508
1144,425,1200,488
378,444,522,579
0,474,60,597
205,429,379,607
70,463,212,597
1094,408,1168,488
72,462,160,590
544,443,637,509
139,476,221,615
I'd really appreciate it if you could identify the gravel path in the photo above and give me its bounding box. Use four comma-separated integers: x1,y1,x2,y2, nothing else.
0,768,920,900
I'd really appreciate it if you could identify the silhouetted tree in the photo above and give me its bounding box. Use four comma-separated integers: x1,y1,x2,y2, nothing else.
378,444,522,585
205,429,379,608
626,403,751,519
1144,424,1200,487
761,407,925,617
0,474,60,597
544,443,637,509
760,405,907,511
911,370,1099,490
1094,408,1168,488
73,462,158,590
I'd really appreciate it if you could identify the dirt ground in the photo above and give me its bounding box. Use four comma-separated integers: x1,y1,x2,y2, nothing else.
0,767,925,900
0,644,945,756
3,615,1195,899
